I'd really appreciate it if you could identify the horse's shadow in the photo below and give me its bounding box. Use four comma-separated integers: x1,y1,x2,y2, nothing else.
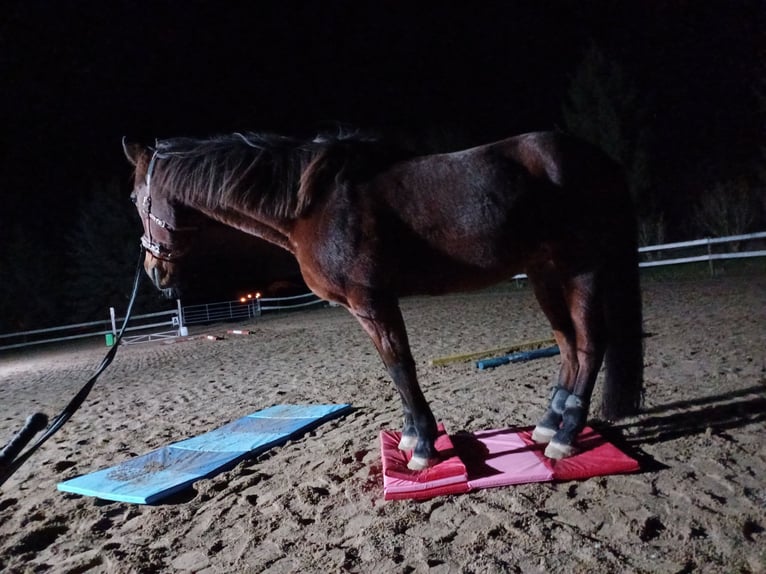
594,384,766,470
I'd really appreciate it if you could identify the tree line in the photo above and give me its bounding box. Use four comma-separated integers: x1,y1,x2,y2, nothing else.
1,44,764,334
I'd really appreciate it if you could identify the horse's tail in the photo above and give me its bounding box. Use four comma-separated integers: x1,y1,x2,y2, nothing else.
600,182,644,420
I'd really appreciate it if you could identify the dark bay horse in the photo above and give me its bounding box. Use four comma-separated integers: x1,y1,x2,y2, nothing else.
125,131,643,469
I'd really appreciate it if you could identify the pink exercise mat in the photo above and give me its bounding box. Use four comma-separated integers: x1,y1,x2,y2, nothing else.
380,425,639,501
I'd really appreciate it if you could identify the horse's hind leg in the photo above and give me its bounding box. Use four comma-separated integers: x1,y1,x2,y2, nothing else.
527,268,578,444
349,293,438,470
544,272,607,459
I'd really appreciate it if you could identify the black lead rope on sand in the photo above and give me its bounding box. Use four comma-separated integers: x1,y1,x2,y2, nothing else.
0,247,145,488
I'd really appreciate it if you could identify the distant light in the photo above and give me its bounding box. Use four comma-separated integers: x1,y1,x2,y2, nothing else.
247,293,253,299
239,297,246,303
255,292,262,299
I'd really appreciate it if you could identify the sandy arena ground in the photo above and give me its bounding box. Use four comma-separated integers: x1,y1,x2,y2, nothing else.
1,274,764,573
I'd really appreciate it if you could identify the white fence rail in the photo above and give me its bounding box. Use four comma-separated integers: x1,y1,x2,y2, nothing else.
0,318,114,351
181,292,325,325
509,230,766,281
114,301,186,345
259,292,326,313
1,231,764,351
0,303,183,351
180,300,255,325
637,231,766,269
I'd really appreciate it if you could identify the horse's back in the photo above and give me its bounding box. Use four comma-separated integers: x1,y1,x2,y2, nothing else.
489,131,626,189
299,131,633,297
369,131,626,241
378,131,624,203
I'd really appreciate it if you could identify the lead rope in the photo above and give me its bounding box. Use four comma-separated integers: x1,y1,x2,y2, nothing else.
0,246,145,488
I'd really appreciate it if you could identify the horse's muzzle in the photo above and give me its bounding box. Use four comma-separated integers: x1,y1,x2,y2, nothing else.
143,255,176,293
147,268,178,299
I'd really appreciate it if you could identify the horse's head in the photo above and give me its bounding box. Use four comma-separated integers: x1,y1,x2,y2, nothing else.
125,142,202,296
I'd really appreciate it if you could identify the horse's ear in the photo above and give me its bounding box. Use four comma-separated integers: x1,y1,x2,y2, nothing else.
122,137,144,166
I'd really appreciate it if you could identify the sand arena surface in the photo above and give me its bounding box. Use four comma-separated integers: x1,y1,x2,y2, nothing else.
1,275,765,573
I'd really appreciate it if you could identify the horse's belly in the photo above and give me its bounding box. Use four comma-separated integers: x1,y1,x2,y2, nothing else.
393,248,526,296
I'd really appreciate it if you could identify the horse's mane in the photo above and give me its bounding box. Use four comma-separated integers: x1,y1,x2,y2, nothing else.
148,131,409,219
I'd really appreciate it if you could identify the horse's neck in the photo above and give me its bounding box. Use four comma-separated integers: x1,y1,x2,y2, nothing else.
195,203,294,254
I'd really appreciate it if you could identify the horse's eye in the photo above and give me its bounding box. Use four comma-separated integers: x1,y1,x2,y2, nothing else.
130,193,137,205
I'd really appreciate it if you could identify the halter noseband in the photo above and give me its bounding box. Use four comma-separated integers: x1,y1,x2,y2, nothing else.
139,150,197,261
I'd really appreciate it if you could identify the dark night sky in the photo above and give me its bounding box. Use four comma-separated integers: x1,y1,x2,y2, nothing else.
1,1,764,258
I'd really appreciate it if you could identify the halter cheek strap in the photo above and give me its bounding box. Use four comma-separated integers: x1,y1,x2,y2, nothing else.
139,150,198,261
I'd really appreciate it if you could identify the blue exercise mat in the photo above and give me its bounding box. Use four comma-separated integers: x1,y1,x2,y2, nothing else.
57,403,352,504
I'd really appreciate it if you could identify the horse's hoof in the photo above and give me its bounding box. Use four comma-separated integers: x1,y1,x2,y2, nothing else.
398,435,417,451
531,425,557,444
407,455,436,471
544,440,577,460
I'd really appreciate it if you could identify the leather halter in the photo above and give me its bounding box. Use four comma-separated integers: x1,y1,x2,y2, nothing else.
139,151,197,261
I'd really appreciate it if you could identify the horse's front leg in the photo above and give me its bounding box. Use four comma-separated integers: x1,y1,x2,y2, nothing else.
349,295,438,470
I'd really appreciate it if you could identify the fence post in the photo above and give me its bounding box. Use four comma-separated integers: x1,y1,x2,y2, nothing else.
707,237,714,277
176,299,188,336
110,307,117,336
